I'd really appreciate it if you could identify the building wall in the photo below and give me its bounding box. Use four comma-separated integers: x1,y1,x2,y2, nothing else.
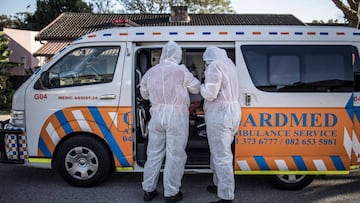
3,28,43,76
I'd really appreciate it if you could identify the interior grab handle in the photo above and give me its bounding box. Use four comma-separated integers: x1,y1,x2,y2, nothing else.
136,69,142,88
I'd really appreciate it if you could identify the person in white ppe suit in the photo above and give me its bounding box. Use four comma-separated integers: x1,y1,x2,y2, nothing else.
200,47,241,203
140,41,200,203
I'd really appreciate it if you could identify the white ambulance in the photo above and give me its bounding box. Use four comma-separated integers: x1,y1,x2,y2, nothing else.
1,24,359,190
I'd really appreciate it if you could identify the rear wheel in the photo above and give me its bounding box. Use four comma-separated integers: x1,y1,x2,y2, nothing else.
56,135,111,187
271,174,314,190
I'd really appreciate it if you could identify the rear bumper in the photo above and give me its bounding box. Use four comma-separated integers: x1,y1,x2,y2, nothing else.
0,120,25,164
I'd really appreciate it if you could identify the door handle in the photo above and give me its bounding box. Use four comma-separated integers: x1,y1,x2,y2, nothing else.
99,94,116,100
245,94,251,106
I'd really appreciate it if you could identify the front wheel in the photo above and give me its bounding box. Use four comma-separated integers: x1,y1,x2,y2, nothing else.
55,135,111,187
271,174,314,190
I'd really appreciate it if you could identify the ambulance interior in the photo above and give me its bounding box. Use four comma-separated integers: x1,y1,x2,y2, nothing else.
135,47,235,168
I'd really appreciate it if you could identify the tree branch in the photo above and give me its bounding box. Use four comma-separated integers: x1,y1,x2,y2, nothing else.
332,0,357,21
347,0,357,10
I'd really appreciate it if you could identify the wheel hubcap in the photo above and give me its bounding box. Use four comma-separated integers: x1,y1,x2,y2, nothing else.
277,174,306,184
65,146,99,180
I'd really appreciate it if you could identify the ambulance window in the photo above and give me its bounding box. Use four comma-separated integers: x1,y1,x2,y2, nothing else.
269,55,300,85
242,45,354,92
35,46,120,89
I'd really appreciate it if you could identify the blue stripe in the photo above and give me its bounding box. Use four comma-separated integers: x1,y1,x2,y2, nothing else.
330,156,346,170
202,32,211,35
55,111,73,134
103,33,112,36
236,32,244,35
136,32,144,35
353,32,360,35
38,137,51,157
269,32,278,35
34,68,42,75
59,47,67,53
320,32,328,35
292,156,307,170
294,32,303,35
88,107,130,167
124,112,130,125
169,32,178,35
254,156,270,170
355,107,360,121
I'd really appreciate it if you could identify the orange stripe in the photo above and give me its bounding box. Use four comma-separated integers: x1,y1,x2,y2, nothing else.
219,32,228,35
247,158,260,170
266,158,278,170
186,32,195,35
98,108,115,128
81,109,103,137
252,32,261,35
41,131,56,153
62,110,82,132
45,114,66,139
286,157,298,170
323,157,337,170
38,148,44,156
305,158,317,170
353,116,360,165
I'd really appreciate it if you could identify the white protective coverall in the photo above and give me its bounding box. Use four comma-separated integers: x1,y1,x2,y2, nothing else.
140,41,201,197
200,47,241,200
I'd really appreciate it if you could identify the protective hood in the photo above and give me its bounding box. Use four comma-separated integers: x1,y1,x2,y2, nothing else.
203,46,225,63
159,41,182,64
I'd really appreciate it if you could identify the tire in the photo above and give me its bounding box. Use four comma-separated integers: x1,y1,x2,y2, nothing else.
55,135,111,187
270,174,314,190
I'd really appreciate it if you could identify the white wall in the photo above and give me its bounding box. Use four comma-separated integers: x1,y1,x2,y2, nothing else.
4,28,43,75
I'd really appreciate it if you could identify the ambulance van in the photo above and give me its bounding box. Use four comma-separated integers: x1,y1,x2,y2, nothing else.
1,24,359,190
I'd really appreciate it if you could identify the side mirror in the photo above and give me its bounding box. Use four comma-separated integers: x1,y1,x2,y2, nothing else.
39,71,50,88
34,71,50,90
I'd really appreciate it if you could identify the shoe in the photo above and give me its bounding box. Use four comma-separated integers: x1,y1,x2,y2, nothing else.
166,191,183,203
206,185,217,194
143,190,158,201
209,199,233,203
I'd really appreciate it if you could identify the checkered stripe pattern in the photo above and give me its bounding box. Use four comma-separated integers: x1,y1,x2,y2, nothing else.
5,133,28,160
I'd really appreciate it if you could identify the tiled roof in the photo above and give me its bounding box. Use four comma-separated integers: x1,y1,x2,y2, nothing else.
33,40,71,57
36,12,305,40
